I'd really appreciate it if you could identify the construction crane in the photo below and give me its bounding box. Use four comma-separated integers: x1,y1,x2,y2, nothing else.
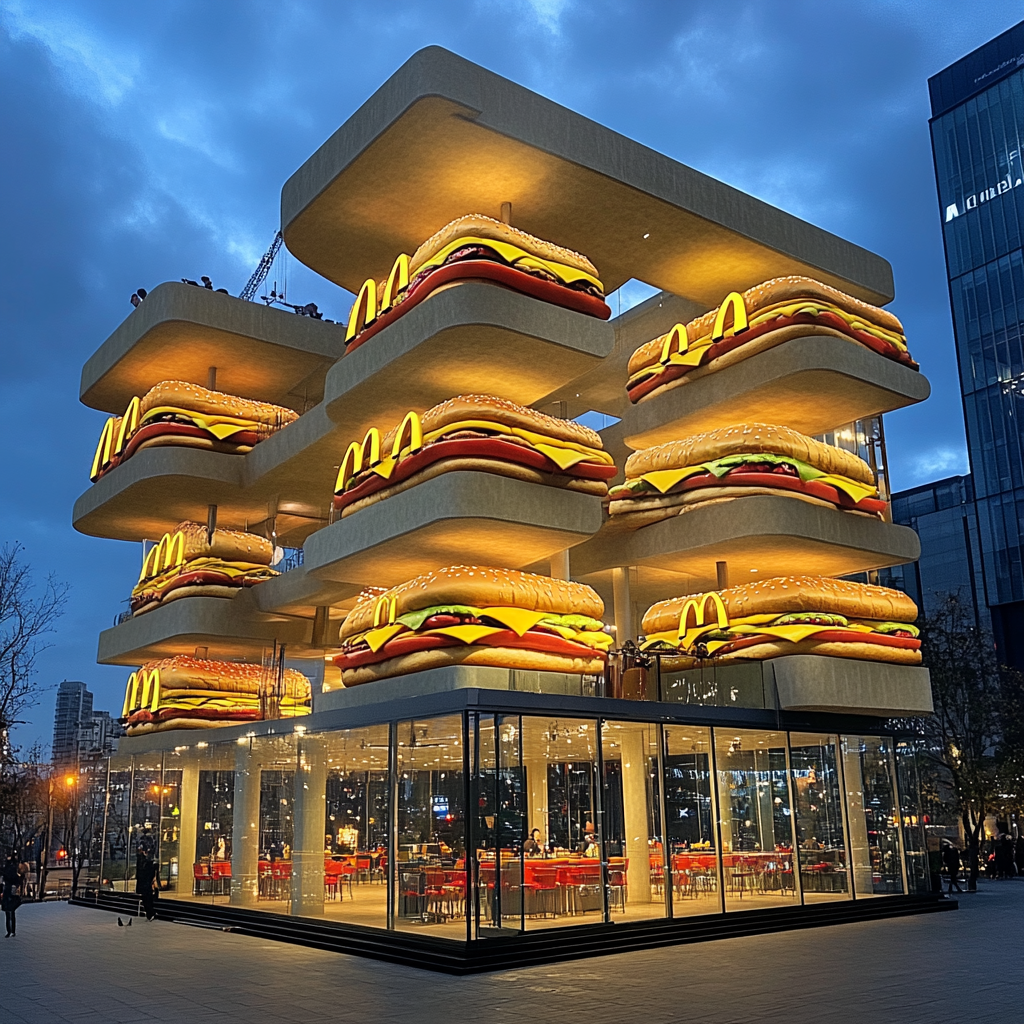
239,231,283,302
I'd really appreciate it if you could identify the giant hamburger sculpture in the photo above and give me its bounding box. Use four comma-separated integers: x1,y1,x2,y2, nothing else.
333,394,616,516
344,215,610,350
131,522,278,616
335,566,613,685
90,380,297,482
121,655,311,735
626,276,917,405
608,423,885,527
640,575,921,668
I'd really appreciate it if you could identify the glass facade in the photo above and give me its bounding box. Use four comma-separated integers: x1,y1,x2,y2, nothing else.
87,714,928,941
930,24,1024,663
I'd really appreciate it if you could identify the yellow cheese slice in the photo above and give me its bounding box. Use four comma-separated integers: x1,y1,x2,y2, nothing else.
814,474,879,504
664,341,712,367
478,607,551,636
423,625,505,644
421,420,613,465
140,407,266,439
638,466,705,494
362,624,406,652
418,236,604,291
532,443,596,471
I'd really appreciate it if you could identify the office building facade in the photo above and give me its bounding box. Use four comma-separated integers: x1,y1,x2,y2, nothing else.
930,21,1024,666
52,680,124,764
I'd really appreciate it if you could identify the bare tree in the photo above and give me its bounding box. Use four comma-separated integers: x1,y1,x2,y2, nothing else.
0,543,69,742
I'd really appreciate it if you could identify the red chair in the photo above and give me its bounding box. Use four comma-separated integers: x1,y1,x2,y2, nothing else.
524,864,558,918
355,855,372,884
192,862,212,896
340,862,355,900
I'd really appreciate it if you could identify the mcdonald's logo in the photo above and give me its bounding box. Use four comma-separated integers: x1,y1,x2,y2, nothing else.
379,253,410,315
90,418,118,482
122,667,161,717
373,594,397,627
345,278,378,342
711,291,748,341
658,323,689,365
677,591,728,641
390,410,423,462
335,427,382,493
139,530,186,583
89,395,141,481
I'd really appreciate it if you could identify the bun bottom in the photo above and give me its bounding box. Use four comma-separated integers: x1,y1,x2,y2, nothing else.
126,718,235,735
609,485,841,528
343,456,607,517
660,637,921,670
342,645,606,686
133,585,245,616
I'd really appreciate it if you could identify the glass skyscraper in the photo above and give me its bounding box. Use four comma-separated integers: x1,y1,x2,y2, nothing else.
930,21,1024,667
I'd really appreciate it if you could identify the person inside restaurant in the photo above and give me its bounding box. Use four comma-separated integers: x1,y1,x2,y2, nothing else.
524,828,544,857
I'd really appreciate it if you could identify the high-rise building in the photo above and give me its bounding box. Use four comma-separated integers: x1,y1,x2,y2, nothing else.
52,680,93,764
51,681,123,764
929,21,1024,667
879,474,989,630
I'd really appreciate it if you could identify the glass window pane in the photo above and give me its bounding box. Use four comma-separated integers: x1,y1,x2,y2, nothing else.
396,715,466,937
842,735,905,896
789,733,850,903
895,739,930,894
520,716,603,929
662,725,720,916
714,729,797,911
601,721,665,920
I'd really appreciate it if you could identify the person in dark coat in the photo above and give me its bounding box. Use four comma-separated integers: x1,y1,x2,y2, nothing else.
941,840,963,894
135,852,159,921
2,852,25,936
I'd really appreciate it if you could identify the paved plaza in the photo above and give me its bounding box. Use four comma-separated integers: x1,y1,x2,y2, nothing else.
0,887,1015,1023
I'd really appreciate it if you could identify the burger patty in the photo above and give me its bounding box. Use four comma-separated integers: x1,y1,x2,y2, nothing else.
347,256,612,353
96,422,265,479
628,309,917,403
131,568,268,612
335,436,615,512
611,469,885,516
708,629,921,657
336,627,608,670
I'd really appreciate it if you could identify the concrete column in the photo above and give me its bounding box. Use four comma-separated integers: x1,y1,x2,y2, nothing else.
291,736,327,917
524,752,549,847
176,762,200,895
230,743,261,906
549,549,570,580
843,745,873,895
612,567,633,645
620,727,652,901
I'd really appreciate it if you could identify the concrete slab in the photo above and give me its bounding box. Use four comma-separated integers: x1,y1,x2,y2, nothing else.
81,282,343,414
621,334,932,448
304,471,604,588
281,47,895,307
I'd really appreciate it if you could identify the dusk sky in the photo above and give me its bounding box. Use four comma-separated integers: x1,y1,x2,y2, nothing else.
2,0,1020,751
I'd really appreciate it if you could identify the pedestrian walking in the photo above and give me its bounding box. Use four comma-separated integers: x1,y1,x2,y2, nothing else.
941,839,963,894
135,851,159,921
2,851,25,937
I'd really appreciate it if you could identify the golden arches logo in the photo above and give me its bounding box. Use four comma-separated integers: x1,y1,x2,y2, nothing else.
373,594,397,628
122,667,161,717
711,291,748,341
390,410,423,461
335,427,382,493
139,530,186,583
345,278,378,342
379,253,410,315
658,323,689,365
89,395,141,481
677,591,729,640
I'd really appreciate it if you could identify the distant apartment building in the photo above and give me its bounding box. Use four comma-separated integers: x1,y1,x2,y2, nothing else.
52,680,124,764
879,474,989,633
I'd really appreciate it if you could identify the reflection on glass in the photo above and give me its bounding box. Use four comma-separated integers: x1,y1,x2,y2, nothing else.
602,721,665,920
715,729,797,911
396,715,466,936
789,733,849,903
662,725,720,915
321,724,390,927
520,717,603,929
101,759,132,892
129,756,163,892
843,735,904,896
194,769,234,900
157,768,182,892
895,739,929,894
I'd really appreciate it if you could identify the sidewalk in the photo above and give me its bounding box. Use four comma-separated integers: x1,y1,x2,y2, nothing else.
0,886,1013,1024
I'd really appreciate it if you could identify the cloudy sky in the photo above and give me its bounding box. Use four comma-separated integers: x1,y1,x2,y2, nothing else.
2,0,1020,749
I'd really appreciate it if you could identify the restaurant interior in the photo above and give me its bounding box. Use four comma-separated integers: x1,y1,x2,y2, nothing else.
88,707,929,941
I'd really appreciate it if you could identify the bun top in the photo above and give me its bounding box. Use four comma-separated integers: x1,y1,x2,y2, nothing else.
628,275,906,376
174,521,274,566
409,214,599,278
642,575,918,635
623,423,875,486
342,565,605,639
143,655,312,699
140,381,298,426
379,394,603,451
